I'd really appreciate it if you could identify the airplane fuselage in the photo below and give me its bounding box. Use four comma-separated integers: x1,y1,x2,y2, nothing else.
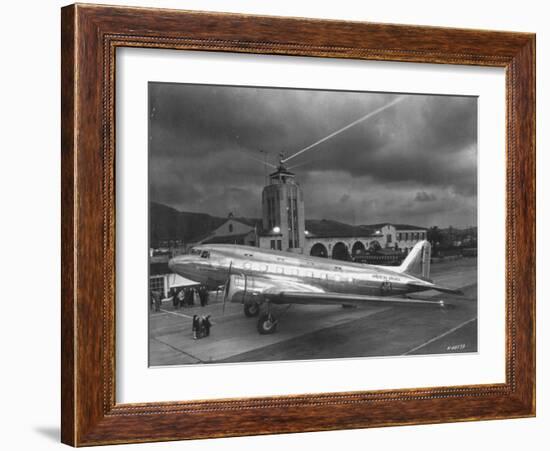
169,244,432,299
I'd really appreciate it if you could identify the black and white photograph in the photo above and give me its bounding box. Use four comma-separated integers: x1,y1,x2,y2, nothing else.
1,0,544,449
148,82,478,366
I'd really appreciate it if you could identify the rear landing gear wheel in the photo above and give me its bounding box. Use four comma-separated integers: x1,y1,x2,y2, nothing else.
244,302,260,317
257,313,278,334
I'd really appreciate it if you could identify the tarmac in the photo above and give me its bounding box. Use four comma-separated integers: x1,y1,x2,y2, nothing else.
148,257,478,366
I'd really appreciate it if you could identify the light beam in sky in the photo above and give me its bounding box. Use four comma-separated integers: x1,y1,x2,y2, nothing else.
281,95,406,164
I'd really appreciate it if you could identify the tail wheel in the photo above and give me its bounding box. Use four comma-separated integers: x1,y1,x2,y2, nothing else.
257,313,278,334
244,302,260,317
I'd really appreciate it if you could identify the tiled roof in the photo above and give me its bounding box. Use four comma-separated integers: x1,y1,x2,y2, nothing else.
362,223,426,231
231,217,262,228
305,219,377,239
201,232,253,244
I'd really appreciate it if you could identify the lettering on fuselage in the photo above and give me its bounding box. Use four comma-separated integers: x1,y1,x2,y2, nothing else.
372,274,402,282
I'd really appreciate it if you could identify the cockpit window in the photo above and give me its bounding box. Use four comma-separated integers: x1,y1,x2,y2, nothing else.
200,251,210,259
190,248,201,255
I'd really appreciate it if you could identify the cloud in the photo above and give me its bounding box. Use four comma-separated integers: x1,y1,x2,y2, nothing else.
339,193,351,203
415,191,437,202
149,83,477,227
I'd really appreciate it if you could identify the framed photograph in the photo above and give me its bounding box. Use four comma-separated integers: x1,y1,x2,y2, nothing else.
61,4,535,446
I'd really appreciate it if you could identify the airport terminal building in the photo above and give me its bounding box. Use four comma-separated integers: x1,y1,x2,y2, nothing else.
198,163,427,260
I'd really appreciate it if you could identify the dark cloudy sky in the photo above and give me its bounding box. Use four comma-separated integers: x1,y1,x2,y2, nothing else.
149,82,477,228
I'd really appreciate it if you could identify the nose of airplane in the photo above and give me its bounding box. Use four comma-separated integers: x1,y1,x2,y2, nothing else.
168,254,194,274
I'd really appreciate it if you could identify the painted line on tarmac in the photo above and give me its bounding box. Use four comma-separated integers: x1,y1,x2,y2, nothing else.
151,337,203,364
160,308,194,319
159,308,218,325
402,317,477,355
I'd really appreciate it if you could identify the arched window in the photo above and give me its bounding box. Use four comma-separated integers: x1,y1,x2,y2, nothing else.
228,223,233,233
352,241,366,256
332,242,350,261
310,243,328,258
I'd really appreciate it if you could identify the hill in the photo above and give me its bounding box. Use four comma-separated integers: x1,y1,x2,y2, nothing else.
149,202,227,247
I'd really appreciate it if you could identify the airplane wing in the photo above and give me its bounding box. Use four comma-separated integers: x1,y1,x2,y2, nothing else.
406,282,463,296
227,274,445,308
263,289,445,308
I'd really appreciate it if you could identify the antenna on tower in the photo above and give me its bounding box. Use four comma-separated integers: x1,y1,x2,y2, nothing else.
278,151,288,171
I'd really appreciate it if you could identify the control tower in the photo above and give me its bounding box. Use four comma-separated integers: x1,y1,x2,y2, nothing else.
261,157,305,253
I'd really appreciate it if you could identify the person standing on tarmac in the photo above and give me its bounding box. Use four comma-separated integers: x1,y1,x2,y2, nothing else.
176,288,185,309
172,288,179,308
151,290,161,312
184,286,193,307
203,315,212,337
198,285,208,307
192,315,199,340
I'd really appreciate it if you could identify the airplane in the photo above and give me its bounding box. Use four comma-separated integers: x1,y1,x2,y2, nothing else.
168,240,463,335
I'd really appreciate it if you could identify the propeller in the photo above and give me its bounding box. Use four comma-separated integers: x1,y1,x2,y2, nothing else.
222,261,233,315
222,260,249,315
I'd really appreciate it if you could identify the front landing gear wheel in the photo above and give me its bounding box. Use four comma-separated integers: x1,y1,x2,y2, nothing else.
257,313,278,334
244,302,260,317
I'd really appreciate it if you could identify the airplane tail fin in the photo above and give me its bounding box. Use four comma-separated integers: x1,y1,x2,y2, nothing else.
396,240,431,280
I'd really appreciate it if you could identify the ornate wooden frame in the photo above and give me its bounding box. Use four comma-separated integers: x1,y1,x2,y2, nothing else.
61,3,536,446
